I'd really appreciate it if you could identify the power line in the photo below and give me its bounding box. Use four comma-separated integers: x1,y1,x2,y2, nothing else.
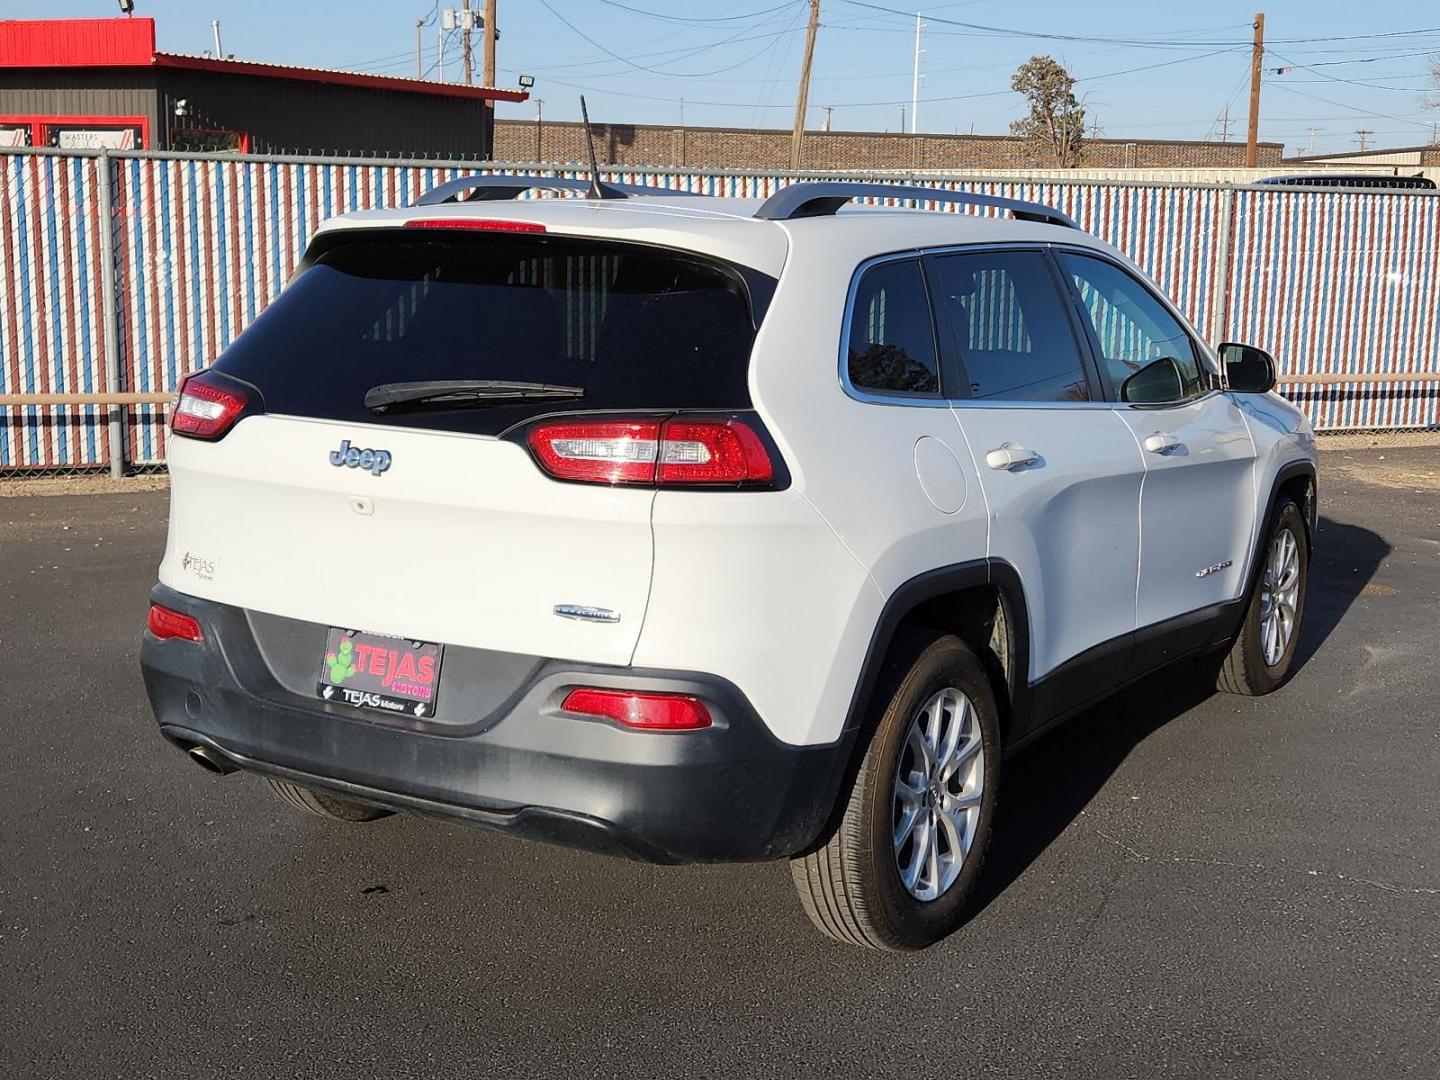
422,27,462,80
1076,46,1246,85
505,23,800,75
531,0,783,70
1205,59,1254,141
1268,49,1433,92
1305,48,1439,67
525,43,1242,113
835,1,1440,49
753,1,809,127
536,0,803,76
589,0,802,24
1268,82,1434,130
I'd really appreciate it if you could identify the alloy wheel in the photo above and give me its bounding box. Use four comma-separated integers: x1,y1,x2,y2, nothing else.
893,687,985,902
1259,526,1301,666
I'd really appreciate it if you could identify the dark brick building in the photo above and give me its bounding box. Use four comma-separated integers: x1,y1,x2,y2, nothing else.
0,17,526,157
495,118,1285,172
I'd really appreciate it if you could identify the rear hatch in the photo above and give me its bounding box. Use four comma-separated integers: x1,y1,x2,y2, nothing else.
160,225,770,668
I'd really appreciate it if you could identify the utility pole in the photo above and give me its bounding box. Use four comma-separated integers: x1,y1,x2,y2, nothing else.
1356,128,1373,152
415,19,423,78
1245,12,1264,168
910,13,924,134
823,105,833,132
789,0,821,170
535,99,543,160
462,0,473,85
482,0,498,154
1219,104,1231,143
1306,127,1321,155
484,0,497,88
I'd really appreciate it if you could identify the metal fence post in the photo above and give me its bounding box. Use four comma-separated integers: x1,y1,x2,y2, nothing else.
1208,185,1237,345
95,149,126,479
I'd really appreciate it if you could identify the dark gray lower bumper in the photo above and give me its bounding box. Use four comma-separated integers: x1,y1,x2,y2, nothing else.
140,586,847,864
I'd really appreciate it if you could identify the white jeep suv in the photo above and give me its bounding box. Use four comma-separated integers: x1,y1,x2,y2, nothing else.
142,178,1317,950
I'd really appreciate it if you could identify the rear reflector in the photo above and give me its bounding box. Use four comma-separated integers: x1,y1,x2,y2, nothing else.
404,218,546,232
561,688,712,731
171,370,252,441
147,603,203,643
526,417,774,487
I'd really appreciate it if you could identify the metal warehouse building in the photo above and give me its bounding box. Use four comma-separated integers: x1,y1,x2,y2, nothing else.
0,17,527,157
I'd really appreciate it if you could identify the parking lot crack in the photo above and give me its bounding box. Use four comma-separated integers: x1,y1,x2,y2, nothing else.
1093,828,1440,898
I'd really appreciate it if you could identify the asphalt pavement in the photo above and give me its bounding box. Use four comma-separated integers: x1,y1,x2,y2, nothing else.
1,445,1437,1079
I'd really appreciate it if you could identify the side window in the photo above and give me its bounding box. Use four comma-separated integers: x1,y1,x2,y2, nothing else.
1057,253,1205,405
846,259,941,396
927,250,1091,402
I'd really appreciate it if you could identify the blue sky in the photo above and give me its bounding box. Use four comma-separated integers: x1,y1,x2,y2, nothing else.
12,1,1440,155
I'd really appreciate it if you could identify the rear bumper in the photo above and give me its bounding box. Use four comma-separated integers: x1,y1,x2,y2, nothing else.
140,586,847,864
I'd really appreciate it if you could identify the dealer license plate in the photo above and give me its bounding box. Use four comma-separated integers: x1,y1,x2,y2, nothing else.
317,628,443,717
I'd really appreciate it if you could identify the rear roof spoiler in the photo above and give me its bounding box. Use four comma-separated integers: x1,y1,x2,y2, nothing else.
752,182,1078,229
413,174,705,206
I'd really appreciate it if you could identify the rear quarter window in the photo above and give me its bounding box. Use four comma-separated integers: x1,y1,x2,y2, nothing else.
213,232,770,436
845,258,942,397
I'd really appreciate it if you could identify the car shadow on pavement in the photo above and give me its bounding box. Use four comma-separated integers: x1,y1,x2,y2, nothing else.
966,513,1387,919
1292,515,1390,671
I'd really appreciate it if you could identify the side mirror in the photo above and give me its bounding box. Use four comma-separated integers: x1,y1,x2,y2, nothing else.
1120,356,1185,404
1220,342,1277,394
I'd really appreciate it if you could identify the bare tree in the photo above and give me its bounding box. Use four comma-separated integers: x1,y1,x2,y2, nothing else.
1010,55,1086,167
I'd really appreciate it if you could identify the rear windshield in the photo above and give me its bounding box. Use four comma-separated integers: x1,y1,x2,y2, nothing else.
213,231,769,435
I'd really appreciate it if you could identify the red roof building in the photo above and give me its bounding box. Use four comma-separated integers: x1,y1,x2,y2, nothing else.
0,17,528,156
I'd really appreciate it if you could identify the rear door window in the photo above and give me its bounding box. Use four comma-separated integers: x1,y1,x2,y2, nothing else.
213,232,768,436
927,249,1092,402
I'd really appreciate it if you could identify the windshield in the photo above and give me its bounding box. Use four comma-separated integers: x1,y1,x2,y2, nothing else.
213,231,769,436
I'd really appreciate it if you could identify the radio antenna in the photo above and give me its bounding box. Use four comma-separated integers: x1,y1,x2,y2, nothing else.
580,96,606,200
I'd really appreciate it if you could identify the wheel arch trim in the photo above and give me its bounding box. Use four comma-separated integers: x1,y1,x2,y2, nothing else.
799,558,1030,858
840,558,1031,743
1234,458,1317,634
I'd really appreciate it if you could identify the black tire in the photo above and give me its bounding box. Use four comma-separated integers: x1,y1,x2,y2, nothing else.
266,777,393,822
1217,497,1309,696
790,634,1001,951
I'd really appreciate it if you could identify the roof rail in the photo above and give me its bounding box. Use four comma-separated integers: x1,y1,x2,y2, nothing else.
753,182,1077,229
413,173,709,207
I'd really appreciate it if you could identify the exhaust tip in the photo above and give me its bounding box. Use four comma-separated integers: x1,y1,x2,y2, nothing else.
187,745,238,775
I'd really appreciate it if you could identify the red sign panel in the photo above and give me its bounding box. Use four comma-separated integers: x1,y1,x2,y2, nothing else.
0,17,157,67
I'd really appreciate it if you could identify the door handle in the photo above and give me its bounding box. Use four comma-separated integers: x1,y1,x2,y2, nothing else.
1143,433,1182,454
985,444,1039,471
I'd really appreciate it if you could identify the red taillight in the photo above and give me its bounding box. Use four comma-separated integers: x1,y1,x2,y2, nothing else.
147,603,203,643
526,417,774,487
562,688,712,731
657,419,774,485
170,370,251,440
404,218,546,232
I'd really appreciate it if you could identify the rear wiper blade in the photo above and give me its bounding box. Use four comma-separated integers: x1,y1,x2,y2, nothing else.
365,380,585,412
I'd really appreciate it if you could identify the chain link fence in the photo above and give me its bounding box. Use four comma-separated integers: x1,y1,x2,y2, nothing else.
4,147,1439,479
